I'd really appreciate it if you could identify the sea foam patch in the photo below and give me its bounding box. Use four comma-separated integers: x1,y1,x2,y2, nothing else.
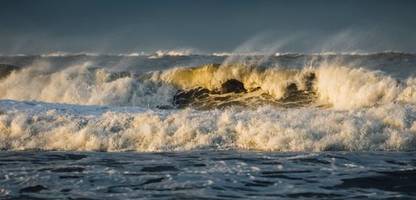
1,100,415,152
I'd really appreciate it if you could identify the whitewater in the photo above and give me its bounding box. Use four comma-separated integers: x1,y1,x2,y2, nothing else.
1,52,416,199
1,52,416,152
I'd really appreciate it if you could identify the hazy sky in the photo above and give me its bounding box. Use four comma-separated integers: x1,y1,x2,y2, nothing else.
1,0,415,54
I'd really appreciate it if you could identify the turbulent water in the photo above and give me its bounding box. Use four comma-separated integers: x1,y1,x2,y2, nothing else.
1,52,416,198
1,151,416,199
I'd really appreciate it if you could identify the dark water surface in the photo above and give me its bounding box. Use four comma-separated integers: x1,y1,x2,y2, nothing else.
0,151,415,199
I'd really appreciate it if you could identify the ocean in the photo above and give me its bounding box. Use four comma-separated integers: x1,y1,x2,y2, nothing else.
1,51,416,199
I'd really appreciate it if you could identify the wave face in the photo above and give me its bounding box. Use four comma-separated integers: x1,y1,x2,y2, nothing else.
1,53,416,151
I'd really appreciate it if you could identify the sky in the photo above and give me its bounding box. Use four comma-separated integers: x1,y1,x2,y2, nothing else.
0,0,415,54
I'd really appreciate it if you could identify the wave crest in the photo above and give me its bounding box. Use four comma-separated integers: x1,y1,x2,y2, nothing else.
1,61,416,109
0,62,175,107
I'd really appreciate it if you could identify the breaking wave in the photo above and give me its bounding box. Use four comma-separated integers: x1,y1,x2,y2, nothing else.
1,53,416,152
0,61,416,109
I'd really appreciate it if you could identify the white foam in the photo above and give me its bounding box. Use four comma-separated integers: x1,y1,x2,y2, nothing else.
0,62,176,107
1,100,415,152
117,52,146,57
314,66,401,109
40,51,101,57
149,49,196,58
